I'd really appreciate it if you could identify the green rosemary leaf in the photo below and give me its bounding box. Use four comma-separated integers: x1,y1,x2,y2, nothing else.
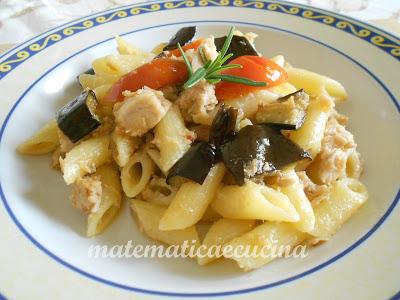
209,74,267,86
203,60,212,69
181,26,266,90
219,27,235,58
207,77,221,84
177,43,192,75
206,52,222,74
184,67,207,88
218,53,234,67
206,64,242,78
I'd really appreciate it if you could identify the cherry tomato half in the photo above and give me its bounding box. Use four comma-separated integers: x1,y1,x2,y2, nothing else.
215,55,288,101
104,58,188,102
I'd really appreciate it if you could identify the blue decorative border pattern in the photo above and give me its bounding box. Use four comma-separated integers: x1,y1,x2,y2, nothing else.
0,0,399,80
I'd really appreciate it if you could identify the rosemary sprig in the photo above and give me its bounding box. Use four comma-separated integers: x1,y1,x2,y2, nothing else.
178,27,267,89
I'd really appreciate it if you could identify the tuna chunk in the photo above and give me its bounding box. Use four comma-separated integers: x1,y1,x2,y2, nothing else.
188,37,219,71
297,171,329,205
114,87,171,137
176,79,218,124
307,113,359,184
71,174,102,215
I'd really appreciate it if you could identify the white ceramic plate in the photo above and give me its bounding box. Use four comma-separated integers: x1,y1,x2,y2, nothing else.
0,1,399,299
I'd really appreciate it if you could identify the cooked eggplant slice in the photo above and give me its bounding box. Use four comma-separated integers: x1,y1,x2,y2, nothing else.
219,125,274,185
167,141,216,185
56,90,101,143
220,125,311,185
163,26,197,51
264,123,299,131
255,89,309,130
209,105,238,148
214,35,258,63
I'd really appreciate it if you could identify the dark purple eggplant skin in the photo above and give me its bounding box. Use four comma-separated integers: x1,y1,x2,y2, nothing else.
167,141,216,185
277,89,303,102
56,90,101,143
214,35,258,64
209,105,238,148
83,68,95,75
263,123,298,131
163,26,197,51
220,125,311,185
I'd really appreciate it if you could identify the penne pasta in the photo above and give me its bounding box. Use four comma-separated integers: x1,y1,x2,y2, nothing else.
116,36,150,56
78,74,119,90
224,89,279,119
223,222,307,270
288,96,333,158
111,128,140,168
17,120,59,155
86,164,123,237
286,66,347,102
92,53,152,77
212,181,299,222
345,148,362,179
60,135,111,185
309,178,368,238
159,163,226,231
121,150,155,198
200,206,221,223
141,176,177,206
146,105,195,173
130,199,200,247
197,219,255,265
277,169,315,232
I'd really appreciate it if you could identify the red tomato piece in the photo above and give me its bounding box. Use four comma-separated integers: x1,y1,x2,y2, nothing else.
215,55,288,101
104,58,188,102
166,39,204,57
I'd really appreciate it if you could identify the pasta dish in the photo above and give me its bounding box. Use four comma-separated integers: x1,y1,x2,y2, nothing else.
17,27,368,270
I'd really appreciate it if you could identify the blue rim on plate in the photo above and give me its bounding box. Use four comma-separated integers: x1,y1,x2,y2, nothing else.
0,0,399,80
0,1,399,297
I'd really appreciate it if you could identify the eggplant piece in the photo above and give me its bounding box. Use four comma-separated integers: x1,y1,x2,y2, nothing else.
82,68,95,75
56,90,101,143
214,35,258,64
209,105,238,148
255,89,310,130
220,125,311,185
167,141,216,185
263,123,300,131
163,26,197,51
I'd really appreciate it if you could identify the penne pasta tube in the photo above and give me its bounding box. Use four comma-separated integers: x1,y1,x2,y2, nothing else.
159,163,226,231
121,150,155,198
86,164,123,237
61,135,111,185
212,181,299,222
286,66,347,102
223,222,307,271
197,219,255,265
130,199,200,248
17,120,59,155
308,178,368,238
